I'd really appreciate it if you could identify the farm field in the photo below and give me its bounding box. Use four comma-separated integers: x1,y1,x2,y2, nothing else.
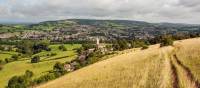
0,44,81,88
0,51,19,60
38,38,200,88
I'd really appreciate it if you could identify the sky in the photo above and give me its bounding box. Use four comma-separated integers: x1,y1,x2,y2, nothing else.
0,0,200,24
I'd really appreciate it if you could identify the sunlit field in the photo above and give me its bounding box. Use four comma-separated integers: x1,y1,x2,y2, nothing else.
39,38,200,88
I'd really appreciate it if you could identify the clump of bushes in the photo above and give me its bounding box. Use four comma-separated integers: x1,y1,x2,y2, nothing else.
33,62,67,84
4,54,21,63
31,56,40,63
7,70,33,88
160,35,174,47
33,73,56,84
58,45,67,51
51,52,57,56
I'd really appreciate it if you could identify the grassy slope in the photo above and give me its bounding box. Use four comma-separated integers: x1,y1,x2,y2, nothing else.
0,44,81,88
0,51,18,60
39,38,200,88
38,45,169,88
173,38,200,88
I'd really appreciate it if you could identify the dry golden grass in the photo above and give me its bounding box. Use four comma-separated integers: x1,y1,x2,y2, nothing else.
173,38,200,88
38,38,200,88
38,44,166,88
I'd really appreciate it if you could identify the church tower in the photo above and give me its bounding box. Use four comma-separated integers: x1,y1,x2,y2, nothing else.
96,37,100,48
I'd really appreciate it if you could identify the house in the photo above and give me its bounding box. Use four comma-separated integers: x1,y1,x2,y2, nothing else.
64,64,73,72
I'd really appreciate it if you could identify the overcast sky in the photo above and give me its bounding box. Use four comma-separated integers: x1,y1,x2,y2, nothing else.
0,0,200,24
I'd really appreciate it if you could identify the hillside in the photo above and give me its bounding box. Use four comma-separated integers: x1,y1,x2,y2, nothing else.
0,44,81,88
38,38,200,88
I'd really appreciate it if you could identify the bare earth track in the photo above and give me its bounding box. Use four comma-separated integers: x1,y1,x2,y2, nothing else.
171,54,200,88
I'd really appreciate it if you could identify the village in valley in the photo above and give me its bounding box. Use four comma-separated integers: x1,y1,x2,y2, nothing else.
1,19,200,88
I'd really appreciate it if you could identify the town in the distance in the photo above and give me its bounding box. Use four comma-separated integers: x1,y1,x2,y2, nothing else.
1,19,200,88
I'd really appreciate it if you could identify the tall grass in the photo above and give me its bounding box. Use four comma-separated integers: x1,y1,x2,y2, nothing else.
39,45,170,88
173,38,200,87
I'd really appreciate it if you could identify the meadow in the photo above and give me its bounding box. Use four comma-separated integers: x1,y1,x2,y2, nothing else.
38,38,200,88
0,51,19,60
0,44,81,88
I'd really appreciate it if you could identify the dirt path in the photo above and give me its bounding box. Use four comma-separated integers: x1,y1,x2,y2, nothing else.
172,54,200,88
160,46,200,88
169,59,179,88
160,47,179,88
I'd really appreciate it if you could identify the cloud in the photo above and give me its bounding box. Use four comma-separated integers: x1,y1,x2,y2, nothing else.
0,0,200,24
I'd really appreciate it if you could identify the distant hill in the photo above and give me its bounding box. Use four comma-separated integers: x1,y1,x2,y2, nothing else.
1,19,200,31
25,19,200,31
38,38,200,88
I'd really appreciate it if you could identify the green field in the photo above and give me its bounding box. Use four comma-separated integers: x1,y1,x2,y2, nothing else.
0,44,81,88
0,51,19,61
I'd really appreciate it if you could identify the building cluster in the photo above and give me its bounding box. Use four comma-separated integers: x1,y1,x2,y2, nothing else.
0,24,198,42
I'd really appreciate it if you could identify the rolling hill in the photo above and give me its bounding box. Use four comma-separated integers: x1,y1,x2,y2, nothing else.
38,38,200,88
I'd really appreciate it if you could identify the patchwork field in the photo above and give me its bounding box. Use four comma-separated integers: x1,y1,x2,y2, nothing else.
0,44,81,88
0,51,19,60
38,38,200,88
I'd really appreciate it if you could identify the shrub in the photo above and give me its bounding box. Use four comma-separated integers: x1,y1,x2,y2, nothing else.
11,54,19,60
7,76,26,88
5,58,10,63
7,70,33,88
53,62,66,74
51,53,57,56
58,45,67,51
31,56,40,63
34,73,55,84
160,36,174,47
25,70,33,78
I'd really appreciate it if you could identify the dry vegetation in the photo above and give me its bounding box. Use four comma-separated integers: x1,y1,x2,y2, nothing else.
38,38,200,88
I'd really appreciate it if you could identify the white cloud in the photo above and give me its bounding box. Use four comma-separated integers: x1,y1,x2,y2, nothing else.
0,0,200,24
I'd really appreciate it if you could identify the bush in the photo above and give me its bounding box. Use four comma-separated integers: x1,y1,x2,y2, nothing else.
160,36,174,47
51,53,57,56
11,54,19,60
7,70,33,88
31,56,40,63
25,70,33,78
53,62,66,75
58,45,67,51
34,73,55,84
5,58,11,63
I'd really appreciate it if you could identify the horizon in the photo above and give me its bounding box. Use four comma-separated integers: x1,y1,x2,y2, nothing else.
0,18,199,25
